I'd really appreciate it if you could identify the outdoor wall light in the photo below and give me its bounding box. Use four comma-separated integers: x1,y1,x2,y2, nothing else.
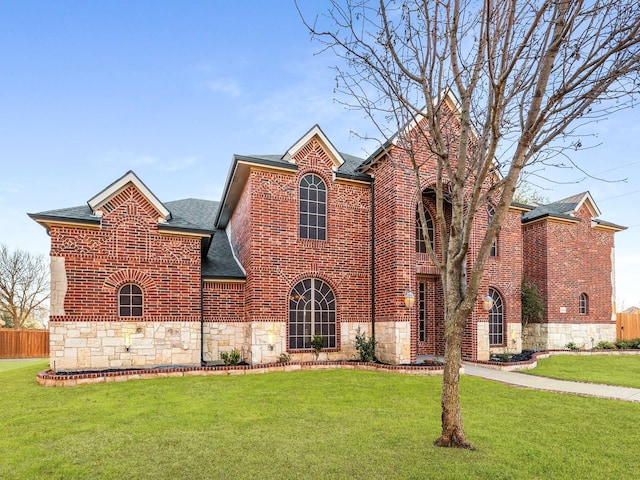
267,332,275,351
404,291,415,309
482,295,494,312
123,332,131,352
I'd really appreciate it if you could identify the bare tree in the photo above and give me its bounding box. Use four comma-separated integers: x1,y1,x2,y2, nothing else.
0,244,50,329
300,0,640,448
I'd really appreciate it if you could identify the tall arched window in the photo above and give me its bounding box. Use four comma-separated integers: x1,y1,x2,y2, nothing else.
299,174,327,240
288,278,336,350
416,206,434,253
119,284,143,317
579,293,589,315
488,288,504,346
488,205,498,257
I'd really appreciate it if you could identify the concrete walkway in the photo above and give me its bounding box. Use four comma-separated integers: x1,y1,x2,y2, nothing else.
463,363,640,402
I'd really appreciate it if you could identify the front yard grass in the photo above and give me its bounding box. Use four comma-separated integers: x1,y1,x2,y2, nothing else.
2,361,639,479
0,358,48,373
527,354,640,388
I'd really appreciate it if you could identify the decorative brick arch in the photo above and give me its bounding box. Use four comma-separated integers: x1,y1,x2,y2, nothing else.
102,269,158,295
287,271,339,301
297,167,332,189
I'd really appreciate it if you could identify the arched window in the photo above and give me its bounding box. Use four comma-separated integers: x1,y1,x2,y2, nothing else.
299,174,327,240
488,288,504,346
488,205,498,257
119,284,143,317
288,278,336,350
579,293,588,315
416,206,434,253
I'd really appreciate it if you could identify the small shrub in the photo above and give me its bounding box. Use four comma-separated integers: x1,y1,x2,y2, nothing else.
617,338,640,349
354,327,377,362
311,335,325,360
277,352,291,363
595,341,616,350
566,342,579,350
220,349,241,365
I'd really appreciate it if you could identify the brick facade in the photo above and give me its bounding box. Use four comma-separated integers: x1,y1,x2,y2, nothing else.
522,202,618,349
31,123,622,371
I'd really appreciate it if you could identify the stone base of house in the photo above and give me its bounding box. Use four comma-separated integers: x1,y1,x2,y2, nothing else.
204,321,377,364
476,322,523,361
375,320,411,365
49,321,201,372
523,322,616,351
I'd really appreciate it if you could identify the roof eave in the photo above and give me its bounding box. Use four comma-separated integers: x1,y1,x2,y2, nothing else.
215,155,297,229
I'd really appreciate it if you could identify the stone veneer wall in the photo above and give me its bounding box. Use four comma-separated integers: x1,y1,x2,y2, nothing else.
203,321,376,364
375,320,412,364
523,322,616,351
49,321,200,371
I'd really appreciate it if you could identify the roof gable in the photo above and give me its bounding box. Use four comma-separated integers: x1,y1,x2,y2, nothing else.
359,90,467,172
282,124,344,170
87,170,171,222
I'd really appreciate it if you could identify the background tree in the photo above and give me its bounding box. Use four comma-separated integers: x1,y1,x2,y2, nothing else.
301,0,640,448
0,244,50,329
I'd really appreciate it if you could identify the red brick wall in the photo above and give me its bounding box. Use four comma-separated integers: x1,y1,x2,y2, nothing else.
525,204,615,325
203,281,245,322
228,139,372,351
369,109,523,360
480,207,523,346
49,185,202,323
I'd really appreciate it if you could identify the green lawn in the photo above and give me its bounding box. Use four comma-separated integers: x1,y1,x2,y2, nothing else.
527,354,640,388
2,361,639,479
0,358,48,373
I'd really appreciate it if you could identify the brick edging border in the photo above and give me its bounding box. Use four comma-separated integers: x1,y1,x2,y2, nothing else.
37,361,446,387
38,348,640,386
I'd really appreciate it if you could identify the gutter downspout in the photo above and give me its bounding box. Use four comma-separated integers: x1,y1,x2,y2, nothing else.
371,178,375,338
200,278,205,366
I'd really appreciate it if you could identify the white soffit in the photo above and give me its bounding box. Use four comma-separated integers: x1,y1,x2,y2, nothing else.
282,124,344,169
87,170,171,221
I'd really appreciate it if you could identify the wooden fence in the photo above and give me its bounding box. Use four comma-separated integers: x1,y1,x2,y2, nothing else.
617,313,640,341
0,329,49,358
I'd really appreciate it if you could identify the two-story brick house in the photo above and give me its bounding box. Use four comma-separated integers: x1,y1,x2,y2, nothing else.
30,110,624,372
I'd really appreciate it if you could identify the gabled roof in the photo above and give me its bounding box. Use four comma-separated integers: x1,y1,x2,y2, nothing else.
522,191,600,224
215,125,370,228
30,182,218,244
358,90,464,173
521,191,624,231
88,170,171,221
282,124,345,170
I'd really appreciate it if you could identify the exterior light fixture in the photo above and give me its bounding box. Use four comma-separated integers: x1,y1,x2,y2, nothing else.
404,291,415,309
123,332,131,352
267,332,275,351
482,295,494,312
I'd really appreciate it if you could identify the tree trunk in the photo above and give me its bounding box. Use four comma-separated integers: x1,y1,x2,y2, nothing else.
434,314,474,449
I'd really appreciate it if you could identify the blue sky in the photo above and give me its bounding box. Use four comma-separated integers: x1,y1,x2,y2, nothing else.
2,1,639,308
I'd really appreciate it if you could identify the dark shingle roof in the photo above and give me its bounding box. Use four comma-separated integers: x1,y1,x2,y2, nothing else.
522,192,590,223
28,205,100,225
202,229,246,280
30,199,220,234
162,199,218,233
